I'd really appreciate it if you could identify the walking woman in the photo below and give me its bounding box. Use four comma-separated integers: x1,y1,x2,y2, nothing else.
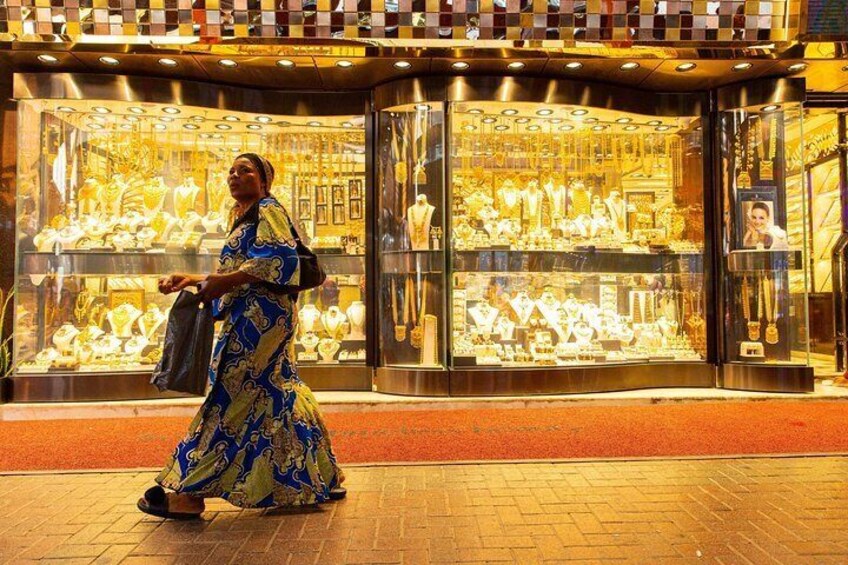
138,153,345,519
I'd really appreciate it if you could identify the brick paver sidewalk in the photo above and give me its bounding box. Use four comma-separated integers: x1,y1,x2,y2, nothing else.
1,456,847,564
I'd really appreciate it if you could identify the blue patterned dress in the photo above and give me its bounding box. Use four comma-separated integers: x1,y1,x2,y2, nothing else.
157,197,344,508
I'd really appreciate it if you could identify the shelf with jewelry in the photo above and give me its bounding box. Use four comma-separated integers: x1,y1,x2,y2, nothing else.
718,92,813,391
376,103,447,374
13,97,368,397
447,102,707,370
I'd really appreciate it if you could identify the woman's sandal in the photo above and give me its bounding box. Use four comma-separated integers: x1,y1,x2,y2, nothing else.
137,486,203,520
329,487,347,501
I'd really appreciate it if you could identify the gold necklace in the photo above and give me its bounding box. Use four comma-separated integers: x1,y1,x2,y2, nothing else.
760,116,777,181
409,203,430,245
143,180,169,211
763,276,779,345
735,120,752,189
410,278,426,349
741,276,760,340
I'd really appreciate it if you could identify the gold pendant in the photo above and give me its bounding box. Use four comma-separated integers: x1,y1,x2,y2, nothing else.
737,170,751,189
394,325,407,342
765,323,779,345
410,325,423,349
760,160,773,181
413,163,427,184
395,161,408,184
747,321,761,341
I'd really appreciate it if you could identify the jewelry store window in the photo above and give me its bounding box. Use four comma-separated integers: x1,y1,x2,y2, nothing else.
448,102,706,369
13,99,366,396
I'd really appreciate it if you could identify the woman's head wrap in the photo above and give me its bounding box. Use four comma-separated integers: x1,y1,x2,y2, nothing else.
236,153,275,193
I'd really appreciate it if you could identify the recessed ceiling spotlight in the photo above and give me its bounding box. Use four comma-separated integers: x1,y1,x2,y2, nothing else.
675,62,697,72
92,106,111,114
468,108,484,114
218,59,238,68
276,59,296,69
336,60,354,68
536,109,553,116
183,124,200,130
223,115,240,122
212,134,224,139
307,121,321,127
501,109,518,115
695,126,703,131
647,120,662,126
341,121,353,128
558,125,574,131
119,124,133,130
89,115,107,123
620,62,640,71
451,61,470,70
592,125,606,131
162,107,181,114
787,62,807,73
128,107,146,114
393,60,412,70
88,123,105,130
550,118,563,124
761,104,781,112
571,109,588,116
125,116,140,123
564,61,583,70
584,118,598,123
158,117,174,123
56,106,75,112
515,118,531,124
158,58,178,67
200,133,212,139
482,117,497,124
99,56,120,66
507,61,526,71
732,62,753,72
37,54,59,64
462,124,476,131
527,125,541,131
190,115,205,122
216,124,232,130
256,115,272,123
655,125,671,132
415,104,430,111
624,125,639,131
246,124,261,130
616,117,632,123
494,125,509,131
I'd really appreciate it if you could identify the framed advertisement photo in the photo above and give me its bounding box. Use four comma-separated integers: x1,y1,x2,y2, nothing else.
348,178,362,200
315,204,328,225
332,203,346,225
332,185,345,205
350,198,362,220
315,185,327,205
298,199,312,220
737,193,787,250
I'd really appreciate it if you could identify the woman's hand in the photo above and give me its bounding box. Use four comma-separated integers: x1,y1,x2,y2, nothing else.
158,273,204,295
197,271,260,302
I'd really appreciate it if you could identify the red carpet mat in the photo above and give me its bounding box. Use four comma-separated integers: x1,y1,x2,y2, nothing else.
2,401,848,471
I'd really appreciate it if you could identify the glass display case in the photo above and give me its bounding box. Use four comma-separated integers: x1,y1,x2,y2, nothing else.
13,91,367,399
718,85,813,391
448,102,707,372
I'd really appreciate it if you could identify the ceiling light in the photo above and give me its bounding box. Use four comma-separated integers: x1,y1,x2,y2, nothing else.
56,106,75,112
515,118,530,124
584,118,598,123
494,125,509,131
92,106,110,114
247,124,261,130
218,59,238,68
468,108,483,114
216,124,232,130
655,125,671,132
550,119,563,124
223,115,240,122
624,125,639,131
415,104,430,111
536,109,553,116
571,109,588,116
843,65,848,72
501,109,518,115
256,115,272,123
152,123,166,131
190,115,205,122
183,124,200,130
592,125,606,131
89,115,107,123
675,62,697,72
559,125,574,131
125,116,140,123
212,134,223,139
128,107,145,114
336,60,354,68
616,117,632,123
99,56,120,66
37,54,59,64
787,63,807,73
276,59,296,69
158,58,178,67
393,60,412,70
695,126,703,131
507,61,526,71
564,61,583,70
162,107,181,114
158,117,173,123
462,124,476,131
620,62,640,71
119,124,133,130
732,62,753,72
88,123,104,130
451,61,470,70
482,117,497,124
761,104,781,112
527,125,541,131
307,121,321,127
200,133,212,139
341,121,353,128
647,120,662,126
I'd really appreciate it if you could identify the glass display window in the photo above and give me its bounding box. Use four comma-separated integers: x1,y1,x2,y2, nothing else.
720,102,810,367
377,103,446,369
448,101,707,368
14,98,366,376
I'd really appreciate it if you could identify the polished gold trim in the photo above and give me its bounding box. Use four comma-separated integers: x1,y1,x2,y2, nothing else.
13,73,370,116
375,367,450,397
720,364,814,393
716,77,806,111
299,365,372,391
8,373,190,402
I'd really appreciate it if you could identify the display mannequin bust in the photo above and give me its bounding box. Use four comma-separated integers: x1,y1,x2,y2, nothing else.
143,177,170,215
497,179,521,220
521,180,543,230
173,177,200,219
407,193,435,251
346,301,366,340
569,180,591,218
545,180,568,222
605,190,627,235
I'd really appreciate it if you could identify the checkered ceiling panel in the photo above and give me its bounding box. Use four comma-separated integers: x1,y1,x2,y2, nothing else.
0,1,801,42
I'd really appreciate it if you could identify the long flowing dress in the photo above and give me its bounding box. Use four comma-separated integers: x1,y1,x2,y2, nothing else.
156,196,344,508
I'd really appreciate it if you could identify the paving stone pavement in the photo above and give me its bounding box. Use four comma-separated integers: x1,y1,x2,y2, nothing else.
1,456,847,564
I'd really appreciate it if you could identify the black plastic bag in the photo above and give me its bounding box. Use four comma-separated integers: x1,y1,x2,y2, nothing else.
150,290,215,396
